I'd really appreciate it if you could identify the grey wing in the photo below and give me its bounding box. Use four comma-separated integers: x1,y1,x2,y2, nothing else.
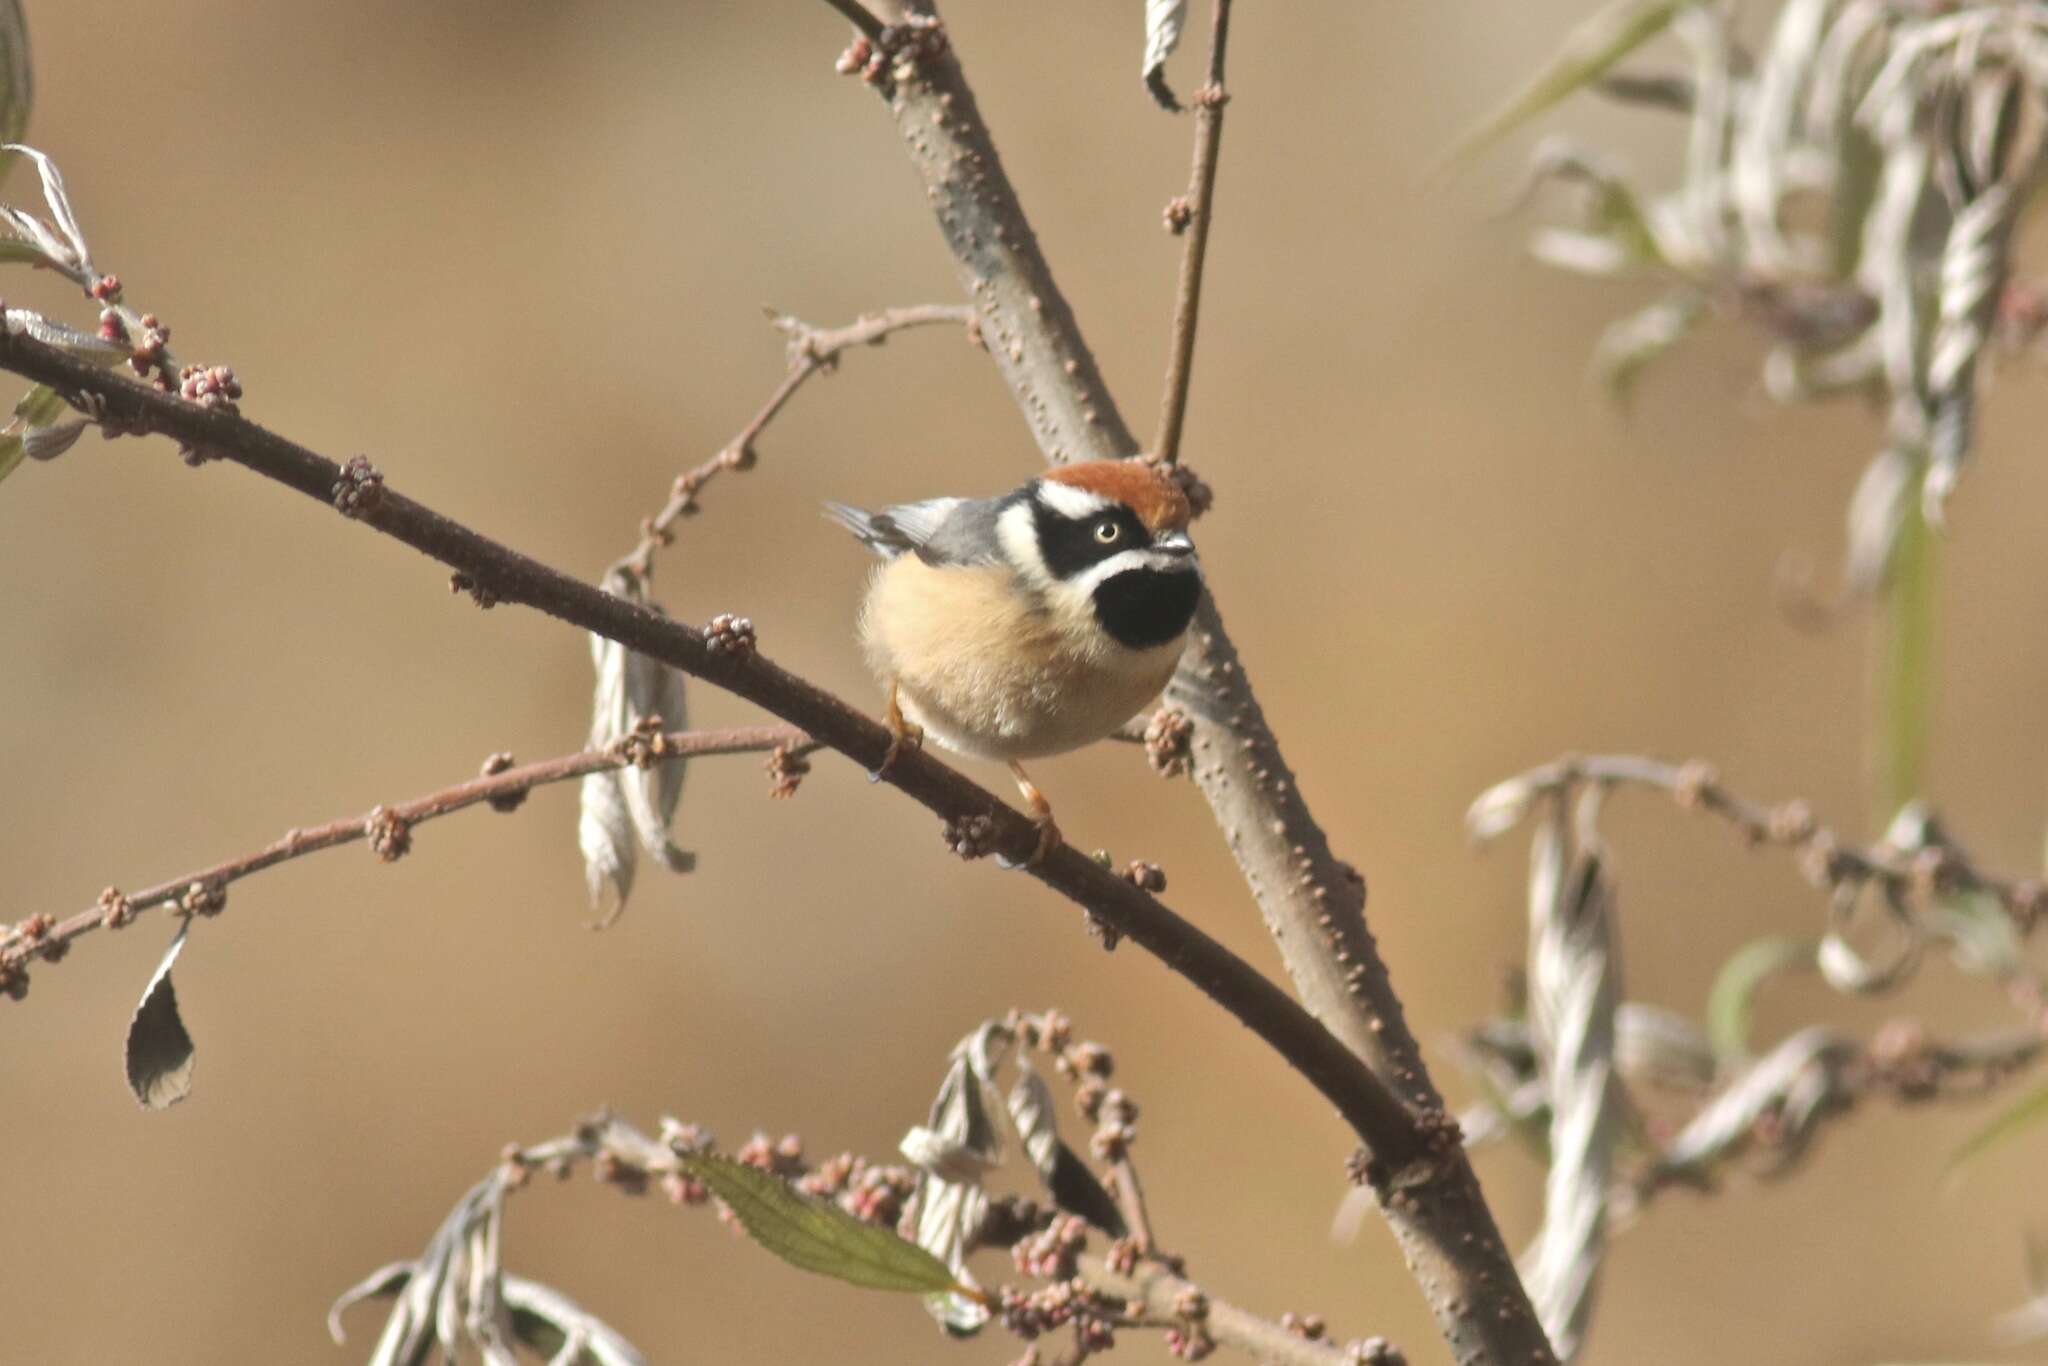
824,495,1006,566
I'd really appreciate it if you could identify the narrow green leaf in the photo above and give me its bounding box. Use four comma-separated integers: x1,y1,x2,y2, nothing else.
1876,488,1938,815
1945,1079,2048,1180
1447,0,1691,167
14,381,61,426
0,0,29,189
1705,935,1815,1062
678,1152,961,1296
0,431,21,484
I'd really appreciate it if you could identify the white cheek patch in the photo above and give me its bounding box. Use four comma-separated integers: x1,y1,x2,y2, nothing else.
1036,481,1112,519
996,501,1049,586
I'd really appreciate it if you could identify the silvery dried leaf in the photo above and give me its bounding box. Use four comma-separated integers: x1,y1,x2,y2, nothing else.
1009,1058,1123,1237
126,923,195,1110
1142,0,1188,110
1816,923,1922,993
335,1178,504,1366
1656,1027,1854,1176
501,1275,647,1366
327,1261,416,1344
1843,445,1913,598
901,1034,1004,1333
1466,774,1537,843
0,143,91,277
1614,1002,1715,1090
1592,291,1704,408
901,1020,1122,1333
4,309,125,362
578,770,637,923
21,416,84,461
576,571,694,924
0,203,70,269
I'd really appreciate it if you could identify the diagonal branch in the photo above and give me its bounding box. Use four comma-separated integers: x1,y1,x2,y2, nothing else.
848,5,1556,1361
0,320,1433,1183
0,724,810,984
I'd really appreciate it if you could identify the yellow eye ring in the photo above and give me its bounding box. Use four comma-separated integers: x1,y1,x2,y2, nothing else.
1093,520,1121,544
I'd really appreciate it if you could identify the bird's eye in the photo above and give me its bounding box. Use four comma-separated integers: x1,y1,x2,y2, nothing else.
1093,519,1122,544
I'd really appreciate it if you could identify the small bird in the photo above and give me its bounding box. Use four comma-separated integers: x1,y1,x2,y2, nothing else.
827,458,1201,864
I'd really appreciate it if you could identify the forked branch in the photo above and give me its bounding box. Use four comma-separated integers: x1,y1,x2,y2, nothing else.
0,320,1434,1185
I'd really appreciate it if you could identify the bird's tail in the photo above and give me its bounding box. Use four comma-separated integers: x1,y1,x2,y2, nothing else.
822,501,908,557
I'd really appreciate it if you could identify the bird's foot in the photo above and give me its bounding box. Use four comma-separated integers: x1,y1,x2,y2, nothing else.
868,720,923,783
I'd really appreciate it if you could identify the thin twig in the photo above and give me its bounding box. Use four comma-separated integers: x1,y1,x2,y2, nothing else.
1078,1254,1365,1366
1105,1160,1156,1257
0,321,1433,1181
1478,753,2048,929
612,304,977,584
1152,0,1233,467
0,725,809,977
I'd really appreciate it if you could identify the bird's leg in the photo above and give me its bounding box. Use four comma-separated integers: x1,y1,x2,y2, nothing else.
870,678,924,781
1005,760,1063,867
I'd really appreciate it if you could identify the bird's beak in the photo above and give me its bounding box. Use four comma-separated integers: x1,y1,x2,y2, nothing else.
1152,530,1196,558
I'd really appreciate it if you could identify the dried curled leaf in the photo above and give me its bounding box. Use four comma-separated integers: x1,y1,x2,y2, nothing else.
577,570,694,923
126,924,195,1110
901,1021,1124,1334
501,1275,646,1366
1593,291,1704,407
334,1164,645,1366
0,143,92,277
1142,0,1188,110
678,1151,959,1296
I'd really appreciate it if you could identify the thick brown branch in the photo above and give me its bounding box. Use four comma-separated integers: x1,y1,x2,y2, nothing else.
0,725,808,978
859,10,1555,1361
1152,0,1233,467
613,304,977,584
0,323,1428,1181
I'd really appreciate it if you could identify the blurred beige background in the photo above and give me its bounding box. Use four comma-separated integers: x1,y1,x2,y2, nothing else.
8,3,2048,1363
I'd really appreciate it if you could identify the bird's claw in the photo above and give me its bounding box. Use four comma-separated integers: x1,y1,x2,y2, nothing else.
868,719,924,783
997,814,1063,870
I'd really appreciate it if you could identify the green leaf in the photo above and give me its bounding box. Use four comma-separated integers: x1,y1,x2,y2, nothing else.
678,1152,962,1297
1446,0,1692,167
14,381,61,426
1706,935,1815,1062
1876,487,1938,815
1945,1079,2048,1180
0,0,29,189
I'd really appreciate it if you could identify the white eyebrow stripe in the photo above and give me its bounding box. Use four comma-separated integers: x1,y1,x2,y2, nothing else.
1036,480,1112,519
1069,547,1200,599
